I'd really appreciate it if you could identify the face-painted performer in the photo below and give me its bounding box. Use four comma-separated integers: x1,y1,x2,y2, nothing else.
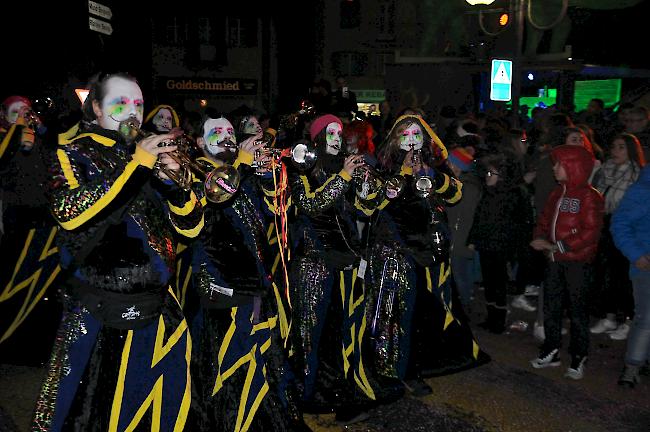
186,115,309,430
32,72,203,431
0,96,58,361
142,104,180,134
366,114,489,395
287,113,398,422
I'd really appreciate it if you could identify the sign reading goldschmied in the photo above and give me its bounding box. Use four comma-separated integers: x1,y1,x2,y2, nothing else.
160,78,258,95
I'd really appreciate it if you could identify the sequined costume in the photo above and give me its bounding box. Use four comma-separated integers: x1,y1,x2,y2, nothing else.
31,123,203,432
0,120,62,364
185,152,301,432
366,115,489,382
140,104,193,310
289,159,377,413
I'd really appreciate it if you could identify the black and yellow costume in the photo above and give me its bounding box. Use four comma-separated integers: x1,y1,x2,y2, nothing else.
366,115,489,382
288,154,379,414
31,123,203,432
0,119,61,365
186,150,301,432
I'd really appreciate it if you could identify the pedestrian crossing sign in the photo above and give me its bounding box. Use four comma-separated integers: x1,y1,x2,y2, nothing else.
490,59,513,102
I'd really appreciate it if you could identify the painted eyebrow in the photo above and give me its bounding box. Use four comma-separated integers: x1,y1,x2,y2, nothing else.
107,97,130,105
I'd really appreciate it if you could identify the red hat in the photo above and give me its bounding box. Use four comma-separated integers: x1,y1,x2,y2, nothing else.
2,96,31,109
309,114,342,141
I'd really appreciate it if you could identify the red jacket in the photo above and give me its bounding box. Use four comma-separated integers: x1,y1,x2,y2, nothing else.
534,145,604,262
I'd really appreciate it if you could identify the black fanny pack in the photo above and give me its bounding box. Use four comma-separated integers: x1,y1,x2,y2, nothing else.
69,280,166,330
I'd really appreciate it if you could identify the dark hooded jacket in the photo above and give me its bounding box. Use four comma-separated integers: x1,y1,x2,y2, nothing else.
467,153,533,255
534,144,604,262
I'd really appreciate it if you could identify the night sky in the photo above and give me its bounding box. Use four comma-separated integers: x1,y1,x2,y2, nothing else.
4,0,650,110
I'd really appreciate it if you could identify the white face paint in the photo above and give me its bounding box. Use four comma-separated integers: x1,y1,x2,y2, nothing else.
241,116,262,135
203,117,236,156
152,108,173,132
96,76,144,131
324,122,342,155
5,101,29,125
399,123,424,151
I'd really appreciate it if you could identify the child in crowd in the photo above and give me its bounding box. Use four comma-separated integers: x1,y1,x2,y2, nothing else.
530,144,604,380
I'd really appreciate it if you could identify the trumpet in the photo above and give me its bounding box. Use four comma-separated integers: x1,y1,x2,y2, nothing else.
341,152,405,200
118,118,240,203
252,139,318,172
411,148,434,199
22,108,41,130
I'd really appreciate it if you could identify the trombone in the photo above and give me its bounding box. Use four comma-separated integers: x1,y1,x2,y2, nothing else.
118,118,240,203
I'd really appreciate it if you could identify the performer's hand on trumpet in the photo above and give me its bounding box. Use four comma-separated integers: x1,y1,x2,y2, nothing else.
239,132,264,154
137,132,179,180
343,153,365,177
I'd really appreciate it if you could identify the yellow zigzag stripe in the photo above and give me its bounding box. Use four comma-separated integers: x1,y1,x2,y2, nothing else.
110,315,191,432
1,227,60,343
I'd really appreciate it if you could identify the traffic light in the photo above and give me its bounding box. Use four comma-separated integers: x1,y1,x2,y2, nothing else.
474,0,512,35
499,12,510,26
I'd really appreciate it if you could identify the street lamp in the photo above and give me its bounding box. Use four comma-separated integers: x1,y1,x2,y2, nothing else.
465,0,496,4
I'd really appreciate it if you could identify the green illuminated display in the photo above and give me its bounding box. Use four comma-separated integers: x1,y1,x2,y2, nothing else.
573,79,622,112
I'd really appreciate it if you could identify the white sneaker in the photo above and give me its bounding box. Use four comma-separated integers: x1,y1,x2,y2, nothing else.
609,322,631,340
531,348,561,369
524,285,540,296
533,321,545,341
511,294,537,312
564,356,587,380
590,318,617,334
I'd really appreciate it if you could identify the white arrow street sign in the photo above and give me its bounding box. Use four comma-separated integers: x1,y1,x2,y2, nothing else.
88,1,112,20
89,16,113,36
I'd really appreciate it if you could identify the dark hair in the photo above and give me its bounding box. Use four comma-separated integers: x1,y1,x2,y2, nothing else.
590,98,605,110
81,72,138,127
561,126,594,156
612,133,646,168
377,116,440,173
478,151,523,187
541,113,574,148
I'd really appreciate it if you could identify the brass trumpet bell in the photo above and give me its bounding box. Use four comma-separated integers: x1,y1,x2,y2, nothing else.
290,140,317,170
117,117,240,202
204,163,241,203
385,175,406,200
411,148,434,198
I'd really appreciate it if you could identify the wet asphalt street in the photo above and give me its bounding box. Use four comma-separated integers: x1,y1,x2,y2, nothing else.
1,291,649,432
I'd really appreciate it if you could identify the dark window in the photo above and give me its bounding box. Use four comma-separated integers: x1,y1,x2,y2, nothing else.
331,51,368,77
227,17,258,48
378,0,395,39
340,0,361,29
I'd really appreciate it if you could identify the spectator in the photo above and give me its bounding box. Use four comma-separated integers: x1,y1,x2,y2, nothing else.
468,152,533,333
445,147,481,311
331,75,358,119
591,133,646,341
610,164,650,388
530,145,604,381
622,106,650,161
